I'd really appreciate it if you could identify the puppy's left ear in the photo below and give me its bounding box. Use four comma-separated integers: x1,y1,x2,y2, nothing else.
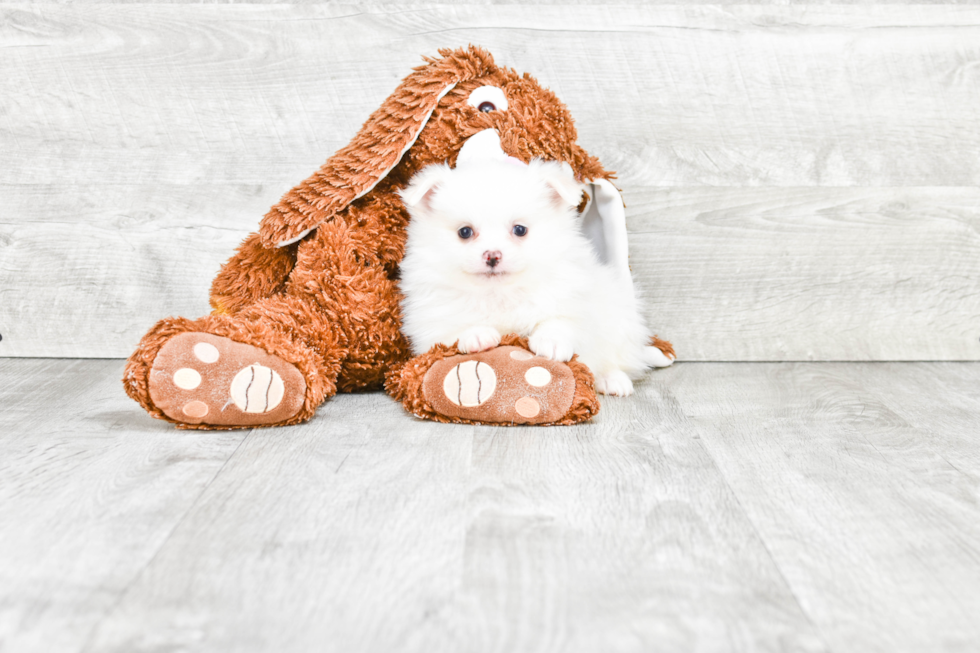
534,160,586,209
400,163,451,213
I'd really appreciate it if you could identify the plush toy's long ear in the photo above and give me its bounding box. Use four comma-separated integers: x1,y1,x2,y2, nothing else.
579,179,631,284
259,46,496,248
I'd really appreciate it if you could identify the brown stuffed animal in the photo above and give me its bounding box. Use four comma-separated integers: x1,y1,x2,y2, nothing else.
123,45,674,429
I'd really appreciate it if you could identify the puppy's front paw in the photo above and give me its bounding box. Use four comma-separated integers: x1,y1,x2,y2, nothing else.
595,370,634,396
457,326,502,354
528,333,574,362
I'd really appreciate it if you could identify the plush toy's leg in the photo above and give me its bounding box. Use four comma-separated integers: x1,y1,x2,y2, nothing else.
386,335,600,426
209,232,298,316
124,295,346,429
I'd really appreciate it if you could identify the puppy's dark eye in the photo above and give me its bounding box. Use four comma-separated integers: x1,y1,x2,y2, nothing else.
512,225,527,237
478,101,496,113
458,226,474,240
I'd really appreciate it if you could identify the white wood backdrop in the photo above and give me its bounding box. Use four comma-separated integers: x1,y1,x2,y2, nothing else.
1,5,979,360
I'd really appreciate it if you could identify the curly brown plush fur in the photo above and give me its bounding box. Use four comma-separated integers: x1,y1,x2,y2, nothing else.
124,45,670,429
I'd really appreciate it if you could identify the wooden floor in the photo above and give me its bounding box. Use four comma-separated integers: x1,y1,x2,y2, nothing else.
2,359,978,652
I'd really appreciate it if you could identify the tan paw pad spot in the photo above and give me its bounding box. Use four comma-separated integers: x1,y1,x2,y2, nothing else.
193,342,220,363
514,396,541,418
421,346,577,425
230,364,285,413
524,366,552,387
173,368,202,390
182,401,209,418
443,360,496,407
149,332,307,427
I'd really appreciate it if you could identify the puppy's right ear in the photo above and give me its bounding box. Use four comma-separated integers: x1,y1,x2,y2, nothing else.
533,160,586,209
400,163,451,213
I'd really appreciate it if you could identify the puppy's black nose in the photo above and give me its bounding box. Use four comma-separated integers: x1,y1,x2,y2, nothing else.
484,250,502,268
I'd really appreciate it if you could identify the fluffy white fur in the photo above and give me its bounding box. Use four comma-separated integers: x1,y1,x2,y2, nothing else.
398,159,660,396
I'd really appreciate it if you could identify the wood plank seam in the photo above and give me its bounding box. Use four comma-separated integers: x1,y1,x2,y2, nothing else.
76,429,254,653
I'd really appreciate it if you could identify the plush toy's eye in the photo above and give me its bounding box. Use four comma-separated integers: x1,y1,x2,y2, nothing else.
458,226,474,240
512,225,527,237
467,86,509,112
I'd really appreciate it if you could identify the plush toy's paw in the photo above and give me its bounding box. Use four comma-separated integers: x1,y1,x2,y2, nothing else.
148,333,306,427
595,370,634,396
457,326,502,354
424,346,577,424
387,336,600,426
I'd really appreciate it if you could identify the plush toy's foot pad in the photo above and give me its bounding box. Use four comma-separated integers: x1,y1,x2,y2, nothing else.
148,333,306,427
422,346,576,425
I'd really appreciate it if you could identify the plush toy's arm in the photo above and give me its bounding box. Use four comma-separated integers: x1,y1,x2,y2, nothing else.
209,232,298,316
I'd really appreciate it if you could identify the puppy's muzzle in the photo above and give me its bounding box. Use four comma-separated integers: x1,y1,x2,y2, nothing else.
483,250,502,269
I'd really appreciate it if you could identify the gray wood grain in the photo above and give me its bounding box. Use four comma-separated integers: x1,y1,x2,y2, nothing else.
4,5,980,360
2,185,977,360
46,0,980,5
859,362,980,473
0,358,246,653
5,359,980,651
83,380,482,653
442,397,825,653
81,366,825,653
670,362,980,653
4,6,980,189
628,187,980,362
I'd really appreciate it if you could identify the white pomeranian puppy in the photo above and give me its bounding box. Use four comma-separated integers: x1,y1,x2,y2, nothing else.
398,158,663,396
